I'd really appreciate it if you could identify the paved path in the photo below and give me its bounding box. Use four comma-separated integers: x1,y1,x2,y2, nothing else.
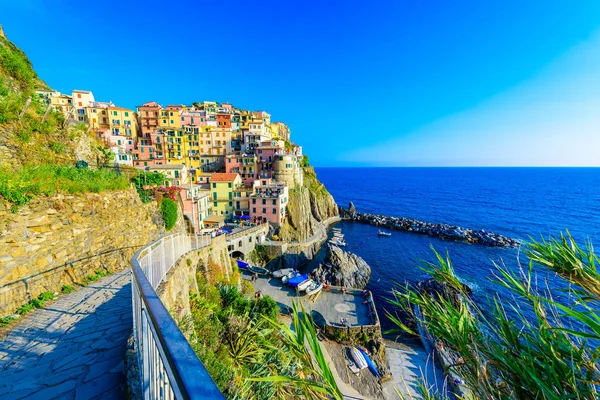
0,270,132,400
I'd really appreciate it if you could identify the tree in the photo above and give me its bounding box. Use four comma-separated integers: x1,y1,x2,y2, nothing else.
161,198,178,231
388,232,600,399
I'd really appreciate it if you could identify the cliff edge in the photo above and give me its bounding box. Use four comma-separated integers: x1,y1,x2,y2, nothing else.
278,166,338,242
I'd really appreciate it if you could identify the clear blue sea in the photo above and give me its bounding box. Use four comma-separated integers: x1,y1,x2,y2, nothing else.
314,167,600,334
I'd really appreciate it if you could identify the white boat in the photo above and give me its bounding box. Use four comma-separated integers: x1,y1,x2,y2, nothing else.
332,227,342,232
350,347,368,370
297,279,312,292
282,271,298,284
305,280,323,296
377,230,391,237
273,268,297,279
329,238,347,247
333,232,344,238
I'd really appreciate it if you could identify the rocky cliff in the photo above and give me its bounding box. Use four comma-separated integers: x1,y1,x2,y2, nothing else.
313,244,372,289
278,167,338,242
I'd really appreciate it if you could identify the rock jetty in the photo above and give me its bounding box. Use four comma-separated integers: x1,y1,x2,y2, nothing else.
312,244,371,289
339,203,520,248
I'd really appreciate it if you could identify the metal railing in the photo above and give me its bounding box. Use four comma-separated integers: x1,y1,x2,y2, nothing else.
131,233,224,399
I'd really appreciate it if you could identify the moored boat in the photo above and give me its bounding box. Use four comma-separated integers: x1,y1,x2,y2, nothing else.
297,278,312,292
377,230,391,236
329,237,347,247
287,273,309,288
332,227,342,232
357,347,380,378
305,280,323,296
272,268,297,279
350,347,368,370
248,265,270,276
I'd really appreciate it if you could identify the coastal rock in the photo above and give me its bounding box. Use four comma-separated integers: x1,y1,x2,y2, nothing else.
313,244,371,289
278,167,338,242
343,207,520,248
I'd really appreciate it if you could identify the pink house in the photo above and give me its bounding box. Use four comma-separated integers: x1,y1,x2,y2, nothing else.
256,140,285,179
97,129,135,153
249,179,288,224
226,154,258,186
181,111,206,127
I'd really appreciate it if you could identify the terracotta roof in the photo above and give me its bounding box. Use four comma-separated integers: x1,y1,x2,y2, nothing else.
210,173,239,182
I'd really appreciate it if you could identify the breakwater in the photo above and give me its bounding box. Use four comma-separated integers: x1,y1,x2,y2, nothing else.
340,204,520,248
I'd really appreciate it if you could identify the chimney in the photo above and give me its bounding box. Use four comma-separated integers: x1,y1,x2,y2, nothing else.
0,25,5,39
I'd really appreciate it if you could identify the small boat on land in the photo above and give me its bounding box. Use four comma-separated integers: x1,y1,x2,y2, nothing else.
350,347,368,370
329,238,347,247
282,272,296,284
377,230,391,237
287,274,309,287
305,280,323,296
248,265,270,276
236,260,249,269
272,268,297,279
357,347,380,378
297,278,313,292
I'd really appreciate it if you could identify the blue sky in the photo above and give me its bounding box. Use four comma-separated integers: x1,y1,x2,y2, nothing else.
2,1,600,166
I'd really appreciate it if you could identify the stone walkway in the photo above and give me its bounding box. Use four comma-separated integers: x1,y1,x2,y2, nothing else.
0,270,132,400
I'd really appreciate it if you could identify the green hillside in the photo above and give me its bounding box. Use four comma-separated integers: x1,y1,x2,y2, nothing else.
0,28,101,168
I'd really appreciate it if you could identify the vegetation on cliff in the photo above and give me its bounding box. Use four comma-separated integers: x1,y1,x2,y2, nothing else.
0,32,104,168
0,164,129,212
278,167,338,242
160,198,178,230
389,232,600,399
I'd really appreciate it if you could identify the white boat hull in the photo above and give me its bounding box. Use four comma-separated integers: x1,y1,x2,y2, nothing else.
305,281,323,296
350,347,368,370
297,279,312,291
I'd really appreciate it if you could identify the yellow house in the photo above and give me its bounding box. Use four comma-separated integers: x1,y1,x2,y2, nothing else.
159,105,182,129
108,107,138,138
164,128,186,164
209,173,241,218
86,101,112,130
239,110,252,130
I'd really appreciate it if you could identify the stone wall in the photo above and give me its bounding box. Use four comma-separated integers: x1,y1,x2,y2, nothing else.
0,189,185,316
157,235,233,317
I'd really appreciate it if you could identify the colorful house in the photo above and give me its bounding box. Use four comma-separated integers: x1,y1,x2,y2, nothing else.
107,106,138,138
137,101,161,137
209,173,241,218
225,153,259,186
177,184,212,233
147,164,188,186
87,101,113,131
249,179,288,224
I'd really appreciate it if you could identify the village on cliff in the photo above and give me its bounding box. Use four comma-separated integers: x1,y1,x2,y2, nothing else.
36,89,305,233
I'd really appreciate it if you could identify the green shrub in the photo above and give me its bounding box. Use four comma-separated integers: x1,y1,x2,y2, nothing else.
49,142,64,153
254,296,279,320
15,302,34,315
161,198,178,230
61,284,74,293
0,316,16,327
37,292,54,302
16,129,31,143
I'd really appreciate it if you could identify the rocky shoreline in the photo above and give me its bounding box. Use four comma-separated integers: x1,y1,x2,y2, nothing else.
339,202,520,248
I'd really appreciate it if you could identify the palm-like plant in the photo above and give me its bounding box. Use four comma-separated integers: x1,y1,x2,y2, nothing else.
248,301,344,399
388,232,600,399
